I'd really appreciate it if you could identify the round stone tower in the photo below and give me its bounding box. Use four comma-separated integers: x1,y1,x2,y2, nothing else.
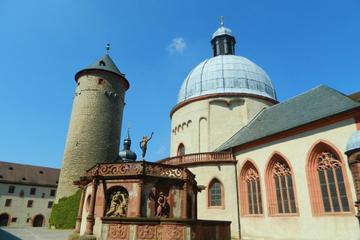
56,53,129,201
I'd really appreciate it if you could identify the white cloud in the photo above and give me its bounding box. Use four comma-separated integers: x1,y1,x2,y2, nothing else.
167,37,186,54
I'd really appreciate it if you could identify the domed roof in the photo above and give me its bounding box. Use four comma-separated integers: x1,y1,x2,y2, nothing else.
212,26,233,39
177,55,277,103
117,129,137,162
345,131,360,154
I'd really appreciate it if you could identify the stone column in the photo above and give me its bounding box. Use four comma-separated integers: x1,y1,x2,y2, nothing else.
194,188,198,219
85,178,98,235
136,180,143,217
181,182,188,218
347,152,360,224
74,187,86,233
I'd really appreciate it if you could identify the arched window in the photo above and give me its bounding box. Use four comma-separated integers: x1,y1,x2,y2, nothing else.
208,178,223,207
265,153,298,215
307,141,352,215
240,160,263,215
177,143,185,156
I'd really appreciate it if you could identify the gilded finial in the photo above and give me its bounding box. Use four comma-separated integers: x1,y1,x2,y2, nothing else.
220,16,224,27
126,124,131,139
106,42,110,54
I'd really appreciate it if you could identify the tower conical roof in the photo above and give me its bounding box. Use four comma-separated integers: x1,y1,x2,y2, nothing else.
75,54,129,89
87,54,123,76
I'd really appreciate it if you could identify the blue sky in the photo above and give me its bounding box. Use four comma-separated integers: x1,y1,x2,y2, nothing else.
0,0,359,168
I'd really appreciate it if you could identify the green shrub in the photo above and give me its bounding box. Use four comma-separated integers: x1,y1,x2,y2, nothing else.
67,233,80,240
49,190,81,229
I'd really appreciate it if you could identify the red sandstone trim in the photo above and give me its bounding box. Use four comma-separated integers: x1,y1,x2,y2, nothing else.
170,93,278,118
232,108,360,153
136,180,143,217
264,151,300,217
207,178,225,209
238,159,264,217
158,151,235,167
305,140,355,216
85,179,98,235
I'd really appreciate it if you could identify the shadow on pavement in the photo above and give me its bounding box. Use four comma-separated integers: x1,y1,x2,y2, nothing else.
0,228,22,240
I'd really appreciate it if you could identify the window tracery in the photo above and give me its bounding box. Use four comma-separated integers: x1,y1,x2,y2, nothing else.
244,168,263,214
306,141,353,215
272,160,297,214
265,154,298,216
316,151,350,213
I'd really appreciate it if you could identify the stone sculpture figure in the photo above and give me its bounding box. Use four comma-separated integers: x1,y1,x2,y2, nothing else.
140,132,154,160
156,192,170,217
106,191,128,217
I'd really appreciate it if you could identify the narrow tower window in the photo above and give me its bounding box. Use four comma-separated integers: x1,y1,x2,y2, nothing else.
177,143,185,156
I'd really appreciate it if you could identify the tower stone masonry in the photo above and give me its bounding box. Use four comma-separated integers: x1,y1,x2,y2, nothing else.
56,54,129,201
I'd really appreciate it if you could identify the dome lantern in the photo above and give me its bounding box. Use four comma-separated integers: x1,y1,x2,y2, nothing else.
211,16,236,57
117,128,137,162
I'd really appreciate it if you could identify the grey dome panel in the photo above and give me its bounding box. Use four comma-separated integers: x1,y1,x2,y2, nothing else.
178,55,276,103
346,131,360,153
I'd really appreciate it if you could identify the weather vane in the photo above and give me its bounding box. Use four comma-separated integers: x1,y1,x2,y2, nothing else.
220,16,224,27
106,42,111,54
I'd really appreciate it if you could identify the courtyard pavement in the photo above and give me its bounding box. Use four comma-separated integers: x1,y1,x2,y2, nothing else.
0,227,72,240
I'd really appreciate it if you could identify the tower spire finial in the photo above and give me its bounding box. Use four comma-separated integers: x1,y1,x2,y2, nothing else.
106,42,110,54
126,125,131,140
220,16,224,27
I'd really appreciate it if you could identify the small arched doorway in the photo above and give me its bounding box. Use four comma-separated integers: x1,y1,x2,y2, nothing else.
33,214,44,227
0,213,10,226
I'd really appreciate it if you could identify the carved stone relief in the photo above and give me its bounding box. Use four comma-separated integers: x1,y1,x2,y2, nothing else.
106,187,129,217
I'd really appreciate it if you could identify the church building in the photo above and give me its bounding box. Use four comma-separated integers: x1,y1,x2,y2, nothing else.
55,20,360,240
160,20,360,239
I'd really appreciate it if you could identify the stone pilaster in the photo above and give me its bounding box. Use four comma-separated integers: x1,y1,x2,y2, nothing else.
75,187,86,233
85,179,98,235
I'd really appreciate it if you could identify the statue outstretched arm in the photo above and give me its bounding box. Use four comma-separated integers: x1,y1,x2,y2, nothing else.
148,132,154,141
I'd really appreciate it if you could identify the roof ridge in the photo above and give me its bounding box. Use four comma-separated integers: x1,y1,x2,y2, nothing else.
216,84,360,151
0,161,60,170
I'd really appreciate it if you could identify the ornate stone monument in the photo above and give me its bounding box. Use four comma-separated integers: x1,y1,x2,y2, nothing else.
73,159,231,240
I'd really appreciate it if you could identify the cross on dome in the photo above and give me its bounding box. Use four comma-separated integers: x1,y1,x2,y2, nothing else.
220,16,224,27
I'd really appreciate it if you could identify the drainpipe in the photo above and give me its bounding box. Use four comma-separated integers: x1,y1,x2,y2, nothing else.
233,150,242,239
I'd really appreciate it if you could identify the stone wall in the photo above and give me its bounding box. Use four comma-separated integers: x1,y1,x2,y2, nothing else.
235,118,360,239
0,183,56,227
100,220,231,240
170,96,273,156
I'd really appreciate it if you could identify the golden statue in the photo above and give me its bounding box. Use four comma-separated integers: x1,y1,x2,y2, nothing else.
140,132,153,160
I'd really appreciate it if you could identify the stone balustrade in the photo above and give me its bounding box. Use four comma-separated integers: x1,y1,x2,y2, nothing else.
158,151,236,166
